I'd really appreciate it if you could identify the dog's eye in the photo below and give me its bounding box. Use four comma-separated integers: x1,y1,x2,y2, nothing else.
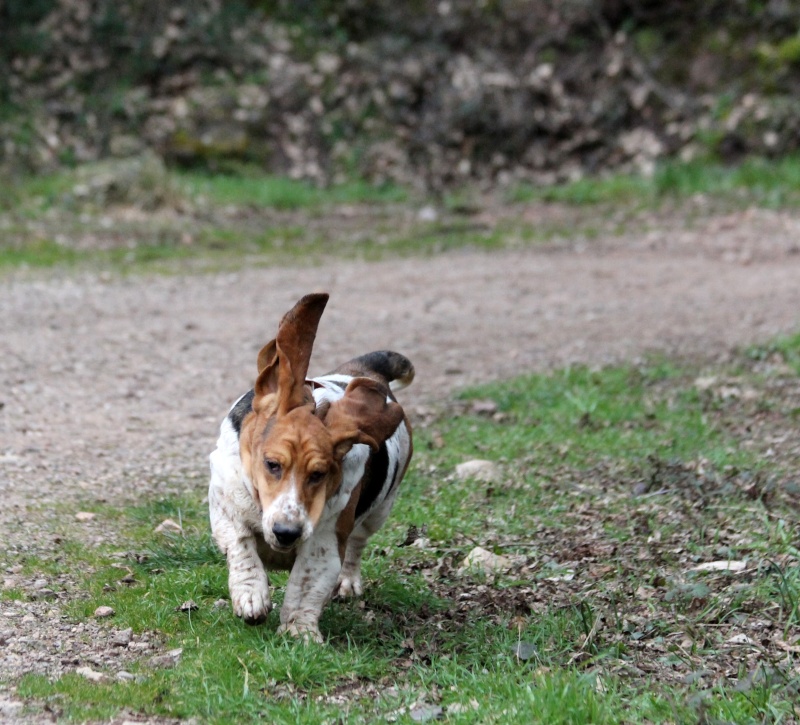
307,470,326,485
264,459,282,478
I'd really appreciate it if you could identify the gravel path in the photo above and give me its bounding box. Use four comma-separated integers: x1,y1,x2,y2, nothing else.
1,206,800,720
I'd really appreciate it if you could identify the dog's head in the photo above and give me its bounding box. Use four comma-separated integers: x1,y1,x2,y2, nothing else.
239,293,404,551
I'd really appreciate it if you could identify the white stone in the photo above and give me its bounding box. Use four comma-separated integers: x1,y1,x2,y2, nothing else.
76,666,106,682
457,546,511,576
455,459,501,483
690,560,747,573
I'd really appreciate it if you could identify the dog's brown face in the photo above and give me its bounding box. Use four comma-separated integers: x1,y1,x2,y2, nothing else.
240,294,404,551
242,405,347,550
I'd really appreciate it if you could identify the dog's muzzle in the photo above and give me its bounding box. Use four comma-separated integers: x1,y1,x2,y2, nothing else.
272,522,303,549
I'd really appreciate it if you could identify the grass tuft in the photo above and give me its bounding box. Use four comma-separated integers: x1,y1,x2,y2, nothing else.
508,154,800,208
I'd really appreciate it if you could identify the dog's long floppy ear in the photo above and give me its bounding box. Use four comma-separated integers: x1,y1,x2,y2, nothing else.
323,377,405,459
254,293,329,414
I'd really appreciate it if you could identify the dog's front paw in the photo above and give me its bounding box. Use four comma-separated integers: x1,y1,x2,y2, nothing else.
334,573,363,599
277,621,323,644
231,586,272,625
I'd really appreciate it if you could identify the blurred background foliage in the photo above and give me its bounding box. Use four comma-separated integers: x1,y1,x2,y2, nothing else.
2,0,800,188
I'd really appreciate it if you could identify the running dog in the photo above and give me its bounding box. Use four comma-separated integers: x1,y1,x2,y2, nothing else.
208,293,413,642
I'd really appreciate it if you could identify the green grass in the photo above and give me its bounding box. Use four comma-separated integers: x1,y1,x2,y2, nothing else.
7,338,800,722
5,154,800,274
0,170,76,212
177,171,408,210
509,154,800,207
747,331,800,376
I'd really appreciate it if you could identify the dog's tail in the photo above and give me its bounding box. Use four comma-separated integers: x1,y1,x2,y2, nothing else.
333,351,415,392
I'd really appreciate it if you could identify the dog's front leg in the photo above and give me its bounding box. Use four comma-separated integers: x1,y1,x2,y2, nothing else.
209,497,272,624
225,534,272,625
278,522,340,643
209,455,273,624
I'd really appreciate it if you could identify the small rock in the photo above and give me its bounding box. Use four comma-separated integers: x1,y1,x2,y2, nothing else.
111,628,133,647
176,599,198,612
150,648,183,668
727,633,756,646
75,512,96,522
693,376,717,392
455,459,501,483
155,518,183,534
116,671,135,682
0,699,23,717
447,700,479,714
409,703,444,722
76,666,106,682
212,599,229,609
512,641,538,661
457,546,511,576
417,205,438,222
470,398,498,416
94,605,116,618
30,588,57,601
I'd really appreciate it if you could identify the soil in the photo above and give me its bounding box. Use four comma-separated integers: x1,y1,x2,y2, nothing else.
1,204,800,722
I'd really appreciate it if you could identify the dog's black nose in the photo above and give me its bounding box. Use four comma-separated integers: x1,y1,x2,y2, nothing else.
273,523,302,547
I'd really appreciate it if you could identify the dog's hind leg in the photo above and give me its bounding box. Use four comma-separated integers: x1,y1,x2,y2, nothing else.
334,484,401,598
335,525,369,598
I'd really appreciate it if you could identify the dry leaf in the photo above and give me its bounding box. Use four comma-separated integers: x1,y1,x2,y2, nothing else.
155,518,183,534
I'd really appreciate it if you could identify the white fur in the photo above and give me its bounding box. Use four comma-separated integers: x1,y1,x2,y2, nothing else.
208,416,271,621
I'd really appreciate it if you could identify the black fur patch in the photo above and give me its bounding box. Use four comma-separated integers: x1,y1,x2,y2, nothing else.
228,389,255,436
355,442,392,520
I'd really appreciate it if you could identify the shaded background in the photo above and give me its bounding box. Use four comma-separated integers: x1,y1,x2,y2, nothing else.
3,0,800,188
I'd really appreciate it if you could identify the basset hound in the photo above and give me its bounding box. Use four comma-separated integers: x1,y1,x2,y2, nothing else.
208,293,413,642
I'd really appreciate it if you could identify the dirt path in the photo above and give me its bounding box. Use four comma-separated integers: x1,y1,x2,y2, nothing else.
1,206,800,716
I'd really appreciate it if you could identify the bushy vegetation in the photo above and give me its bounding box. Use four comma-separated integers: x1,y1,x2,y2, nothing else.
4,0,800,183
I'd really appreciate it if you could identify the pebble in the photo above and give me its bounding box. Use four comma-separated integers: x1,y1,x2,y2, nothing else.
76,665,106,682
111,628,133,647
457,546,512,576
0,699,23,716
150,648,183,668
417,205,439,222
94,605,115,618
30,588,57,601
454,459,501,483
